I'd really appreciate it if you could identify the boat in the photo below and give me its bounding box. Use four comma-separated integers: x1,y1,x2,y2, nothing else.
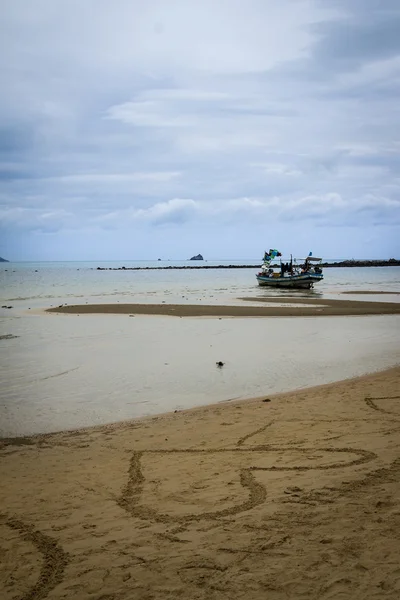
256,249,324,289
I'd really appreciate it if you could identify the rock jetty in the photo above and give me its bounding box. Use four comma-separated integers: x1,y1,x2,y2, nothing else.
95,258,399,271
321,258,400,268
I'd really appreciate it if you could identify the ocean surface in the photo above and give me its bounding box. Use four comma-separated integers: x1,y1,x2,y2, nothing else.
1,260,400,436
2,260,400,309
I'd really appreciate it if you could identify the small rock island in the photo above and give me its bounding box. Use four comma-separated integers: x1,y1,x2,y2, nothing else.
0,256,9,262
190,254,204,261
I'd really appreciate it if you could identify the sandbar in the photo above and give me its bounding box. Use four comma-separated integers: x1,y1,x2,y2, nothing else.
1,367,400,599
341,290,400,295
47,296,400,317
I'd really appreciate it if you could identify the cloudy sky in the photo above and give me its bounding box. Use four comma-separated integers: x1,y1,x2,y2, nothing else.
1,0,399,261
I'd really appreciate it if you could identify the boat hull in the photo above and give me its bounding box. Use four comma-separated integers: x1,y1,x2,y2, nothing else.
256,273,323,289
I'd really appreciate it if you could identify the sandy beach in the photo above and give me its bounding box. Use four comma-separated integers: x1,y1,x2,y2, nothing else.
1,366,400,599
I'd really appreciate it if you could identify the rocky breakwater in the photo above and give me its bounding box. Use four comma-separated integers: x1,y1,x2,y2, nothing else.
95,259,399,271
321,258,400,268
96,264,260,270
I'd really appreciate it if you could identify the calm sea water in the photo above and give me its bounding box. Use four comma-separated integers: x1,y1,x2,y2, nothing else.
1,261,400,436
1,260,400,309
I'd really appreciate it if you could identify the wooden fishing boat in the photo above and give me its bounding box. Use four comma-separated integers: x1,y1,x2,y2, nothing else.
256,250,324,289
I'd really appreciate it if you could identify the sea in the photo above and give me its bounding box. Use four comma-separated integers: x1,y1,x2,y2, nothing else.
1,260,400,437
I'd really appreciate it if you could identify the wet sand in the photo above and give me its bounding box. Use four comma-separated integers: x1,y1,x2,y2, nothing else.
341,290,400,295
1,367,400,599
47,296,400,317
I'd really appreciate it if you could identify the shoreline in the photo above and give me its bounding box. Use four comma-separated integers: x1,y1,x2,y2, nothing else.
0,365,398,445
1,365,400,599
47,296,400,317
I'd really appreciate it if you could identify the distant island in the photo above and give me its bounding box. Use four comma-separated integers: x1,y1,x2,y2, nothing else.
0,256,9,262
190,254,203,261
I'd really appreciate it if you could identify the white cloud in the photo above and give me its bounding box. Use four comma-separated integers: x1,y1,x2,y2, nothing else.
252,163,303,176
106,101,196,128
88,192,400,229
42,172,181,184
136,197,198,222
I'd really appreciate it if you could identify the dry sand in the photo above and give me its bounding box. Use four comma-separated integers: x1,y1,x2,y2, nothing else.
47,296,400,318
1,366,400,599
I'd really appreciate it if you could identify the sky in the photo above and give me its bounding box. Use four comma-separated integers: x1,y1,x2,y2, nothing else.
1,0,400,261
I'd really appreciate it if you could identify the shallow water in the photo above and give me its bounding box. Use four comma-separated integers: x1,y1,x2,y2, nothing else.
1,312,400,436
1,261,400,436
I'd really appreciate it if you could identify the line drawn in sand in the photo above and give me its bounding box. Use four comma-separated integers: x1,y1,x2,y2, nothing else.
364,395,400,416
0,513,69,600
117,438,376,523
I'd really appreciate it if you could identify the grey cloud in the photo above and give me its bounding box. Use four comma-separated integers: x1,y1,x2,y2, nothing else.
316,0,400,17
310,16,400,70
265,1,400,92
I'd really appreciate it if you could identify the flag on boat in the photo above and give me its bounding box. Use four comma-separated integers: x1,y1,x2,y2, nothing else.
263,249,282,262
